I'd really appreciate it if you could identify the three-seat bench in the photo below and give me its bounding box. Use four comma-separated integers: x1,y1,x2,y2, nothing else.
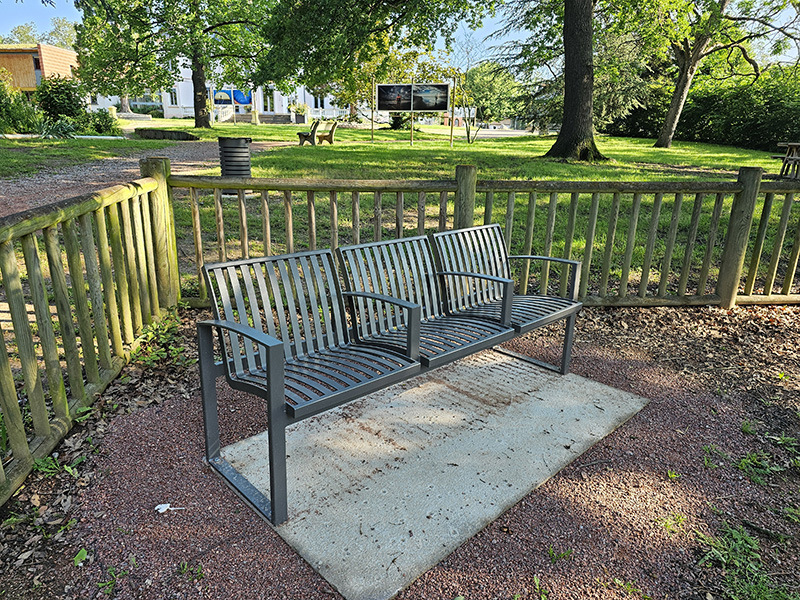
198,225,582,524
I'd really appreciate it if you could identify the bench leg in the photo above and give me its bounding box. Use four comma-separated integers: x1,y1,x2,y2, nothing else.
198,323,222,460
560,312,577,375
266,344,289,525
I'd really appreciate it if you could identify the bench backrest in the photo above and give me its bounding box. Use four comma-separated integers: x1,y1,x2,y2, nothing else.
204,250,350,368
337,236,443,336
431,224,509,312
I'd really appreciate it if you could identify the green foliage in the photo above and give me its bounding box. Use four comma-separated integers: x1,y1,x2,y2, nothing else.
130,310,194,369
737,451,784,485
1,18,77,49
606,66,800,150
697,524,800,600
464,62,522,124
0,68,40,134
35,76,85,121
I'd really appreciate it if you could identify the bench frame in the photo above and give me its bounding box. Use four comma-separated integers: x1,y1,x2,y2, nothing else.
199,232,583,524
198,250,421,524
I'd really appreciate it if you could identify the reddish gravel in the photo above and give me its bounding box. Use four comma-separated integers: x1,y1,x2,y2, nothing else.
0,304,797,600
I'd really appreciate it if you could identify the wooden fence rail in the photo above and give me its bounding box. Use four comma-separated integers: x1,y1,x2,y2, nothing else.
167,163,800,310
1,158,799,507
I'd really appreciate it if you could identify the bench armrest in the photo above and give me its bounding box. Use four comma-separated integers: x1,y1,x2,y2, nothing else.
198,319,283,349
198,319,285,379
508,255,581,301
436,271,513,326
342,291,421,361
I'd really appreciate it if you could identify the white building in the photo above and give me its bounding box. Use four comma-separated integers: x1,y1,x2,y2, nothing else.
92,66,349,122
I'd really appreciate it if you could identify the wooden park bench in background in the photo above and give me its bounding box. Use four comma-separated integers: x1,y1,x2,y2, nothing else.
297,120,320,145
317,121,338,145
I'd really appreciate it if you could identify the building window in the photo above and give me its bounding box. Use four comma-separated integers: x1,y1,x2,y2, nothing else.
169,88,178,106
313,95,324,109
262,87,274,112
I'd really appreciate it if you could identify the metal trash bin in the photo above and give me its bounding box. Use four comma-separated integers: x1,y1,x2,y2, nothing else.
218,136,252,194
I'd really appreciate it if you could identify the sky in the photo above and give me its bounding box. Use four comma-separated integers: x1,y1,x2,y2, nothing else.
1,0,82,37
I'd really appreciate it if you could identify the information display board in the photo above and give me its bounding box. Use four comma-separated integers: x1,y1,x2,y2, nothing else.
377,83,449,112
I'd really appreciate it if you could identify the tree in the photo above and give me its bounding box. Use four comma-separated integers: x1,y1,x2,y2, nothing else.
2,22,39,44
497,0,605,159
252,0,492,91
544,0,604,159
2,18,76,48
607,0,800,147
464,62,522,125
42,17,77,49
75,0,272,128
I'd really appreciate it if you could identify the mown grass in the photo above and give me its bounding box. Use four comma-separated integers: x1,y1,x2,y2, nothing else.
0,137,173,179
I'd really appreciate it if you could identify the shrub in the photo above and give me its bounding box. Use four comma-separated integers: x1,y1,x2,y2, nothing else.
35,76,86,120
76,109,121,135
603,66,800,150
0,68,40,133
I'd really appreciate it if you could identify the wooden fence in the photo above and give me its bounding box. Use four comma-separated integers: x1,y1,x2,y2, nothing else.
166,162,800,309
0,159,177,507
1,157,798,506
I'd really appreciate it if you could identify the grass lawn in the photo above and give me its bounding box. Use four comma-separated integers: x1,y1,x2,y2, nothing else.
0,137,174,179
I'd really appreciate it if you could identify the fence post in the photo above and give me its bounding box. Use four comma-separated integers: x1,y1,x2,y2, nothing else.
454,165,477,230
716,167,762,309
140,157,180,308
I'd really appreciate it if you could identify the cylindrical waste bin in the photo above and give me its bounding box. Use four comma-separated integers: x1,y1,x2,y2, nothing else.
218,137,252,194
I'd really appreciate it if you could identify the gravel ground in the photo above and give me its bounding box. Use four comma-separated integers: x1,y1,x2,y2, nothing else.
0,151,798,599
0,304,797,600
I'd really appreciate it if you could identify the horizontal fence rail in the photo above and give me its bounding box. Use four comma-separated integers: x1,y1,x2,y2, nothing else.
0,159,177,507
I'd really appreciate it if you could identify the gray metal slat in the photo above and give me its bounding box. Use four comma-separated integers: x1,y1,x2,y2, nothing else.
322,251,350,346
285,257,313,358
239,265,265,370
227,266,259,374
298,256,325,354
308,254,337,349
265,260,293,361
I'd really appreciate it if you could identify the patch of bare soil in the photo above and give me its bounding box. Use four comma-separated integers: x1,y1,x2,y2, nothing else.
0,304,798,599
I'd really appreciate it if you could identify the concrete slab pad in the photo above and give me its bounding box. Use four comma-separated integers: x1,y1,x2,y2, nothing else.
222,350,649,600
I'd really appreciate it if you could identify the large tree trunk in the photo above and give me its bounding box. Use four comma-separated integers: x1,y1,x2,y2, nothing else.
120,95,131,113
545,0,605,161
191,48,211,129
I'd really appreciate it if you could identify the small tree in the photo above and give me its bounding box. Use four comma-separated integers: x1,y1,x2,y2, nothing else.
35,76,85,120
0,68,39,133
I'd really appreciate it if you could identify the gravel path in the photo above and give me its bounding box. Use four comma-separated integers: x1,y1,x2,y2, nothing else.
0,141,284,219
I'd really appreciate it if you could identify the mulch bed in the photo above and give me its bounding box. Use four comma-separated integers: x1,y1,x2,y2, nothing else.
0,304,797,599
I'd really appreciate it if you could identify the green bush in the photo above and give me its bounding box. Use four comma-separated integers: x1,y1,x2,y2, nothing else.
76,109,121,135
35,76,86,120
0,68,40,133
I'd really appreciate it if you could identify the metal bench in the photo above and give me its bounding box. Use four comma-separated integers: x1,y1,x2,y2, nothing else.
197,250,421,524
431,224,582,374
297,119,320,145
337,236,515,369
